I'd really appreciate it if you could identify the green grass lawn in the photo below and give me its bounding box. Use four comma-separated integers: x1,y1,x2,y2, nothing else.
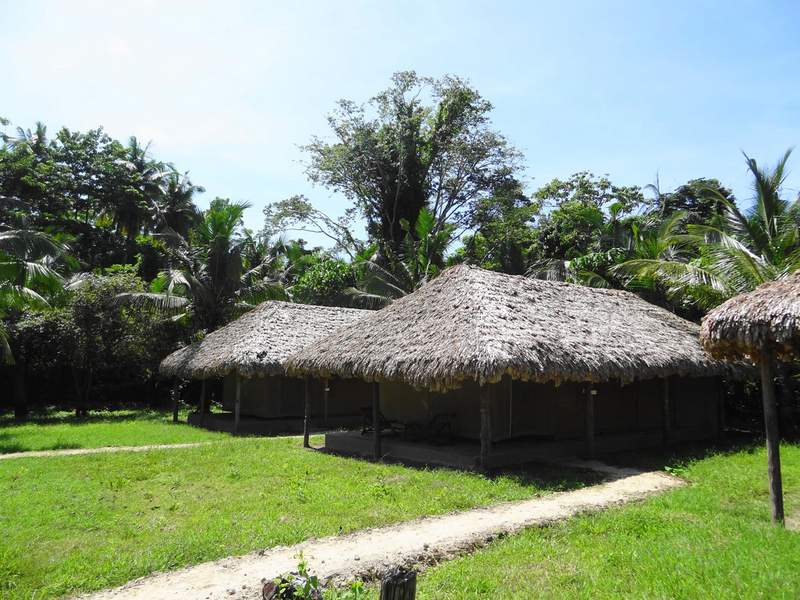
390,443,800,599
0,409,229,453
0,435,589,599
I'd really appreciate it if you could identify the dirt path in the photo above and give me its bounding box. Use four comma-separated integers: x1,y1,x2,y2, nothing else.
0,442,212,460
78,467,683,600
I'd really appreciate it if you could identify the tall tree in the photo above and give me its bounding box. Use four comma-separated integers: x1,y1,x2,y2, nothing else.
299,71,522,255
458,179,537,274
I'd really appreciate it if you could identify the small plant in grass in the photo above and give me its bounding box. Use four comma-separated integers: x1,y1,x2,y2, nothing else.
263,560,367,600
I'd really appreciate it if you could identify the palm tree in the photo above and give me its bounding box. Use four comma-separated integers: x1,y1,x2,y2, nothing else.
3,121,49,156
346,208,453,307
0,223,68,363
112,137,170,247
615,150,800,310
118,199,287,329
156,171,204,239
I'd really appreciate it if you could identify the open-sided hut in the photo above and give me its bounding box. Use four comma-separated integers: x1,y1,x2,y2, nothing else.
160,301,370,434
287,264,735,469
701,270,800,525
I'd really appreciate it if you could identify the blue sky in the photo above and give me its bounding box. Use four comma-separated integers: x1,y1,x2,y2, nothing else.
2,1,799,246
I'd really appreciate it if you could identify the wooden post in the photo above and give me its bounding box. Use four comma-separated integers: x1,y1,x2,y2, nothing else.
717,377,726,439
662,377,671,445
760,352,784,525
323,378,330,427
372,382,382,460
234,375,241,435
585,388,596,459
303,377,312,448
379,568,417,600
479,384,492,471
507,376,513,439
199,379,207,426
171,380,180,423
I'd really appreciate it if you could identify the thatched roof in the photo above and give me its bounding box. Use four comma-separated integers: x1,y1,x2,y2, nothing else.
700,271,800,362
160,301,368,379
287,264,732,391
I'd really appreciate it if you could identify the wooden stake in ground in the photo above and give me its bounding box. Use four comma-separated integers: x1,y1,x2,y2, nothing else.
759,350,784,524
380,568,417,600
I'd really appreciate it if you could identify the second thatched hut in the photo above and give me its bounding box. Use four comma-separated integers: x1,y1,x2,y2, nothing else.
160,301,371,434
288,265,736,469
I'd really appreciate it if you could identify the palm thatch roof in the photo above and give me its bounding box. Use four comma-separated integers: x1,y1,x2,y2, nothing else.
287,264,733,391
700,270,800,362
160,301,368,379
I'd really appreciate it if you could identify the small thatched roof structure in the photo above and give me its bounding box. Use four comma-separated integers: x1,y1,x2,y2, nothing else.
287,264,732,391
160,301,368,380
701,271,800,362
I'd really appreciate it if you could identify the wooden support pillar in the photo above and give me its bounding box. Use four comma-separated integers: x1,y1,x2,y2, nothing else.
372,382,382,461
585,388,596,459
662,377,672,445
507,376,513,439
303,377,312,448
717,377,726,439
234,375,241,435
171,380,180,423
479,384,492,471
323,378,330,427
199,379,207,426
760,352,784,525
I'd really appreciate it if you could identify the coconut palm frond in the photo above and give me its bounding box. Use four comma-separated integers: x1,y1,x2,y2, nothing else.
114,292,189,313
0,320,13,366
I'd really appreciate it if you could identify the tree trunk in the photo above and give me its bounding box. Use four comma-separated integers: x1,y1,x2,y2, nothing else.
75,368,92,418
760,354,785,525
13,363,28,422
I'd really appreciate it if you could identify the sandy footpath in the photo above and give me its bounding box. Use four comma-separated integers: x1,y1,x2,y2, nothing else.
0,442,211,460
78,467,683,600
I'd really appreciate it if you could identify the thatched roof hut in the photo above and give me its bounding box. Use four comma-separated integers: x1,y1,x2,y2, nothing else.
287,264,731,391
700,270,800,362
160,301,368,380
700,270,800,526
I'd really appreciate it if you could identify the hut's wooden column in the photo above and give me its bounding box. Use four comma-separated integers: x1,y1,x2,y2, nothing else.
234,375,241,435
585,388,596,459
480,384,492,471
760,351,784,525
199,380,207,426
662,377,671,445
171,380,180,423
303,377,312,449
323,379,330,427
372,382,382,461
